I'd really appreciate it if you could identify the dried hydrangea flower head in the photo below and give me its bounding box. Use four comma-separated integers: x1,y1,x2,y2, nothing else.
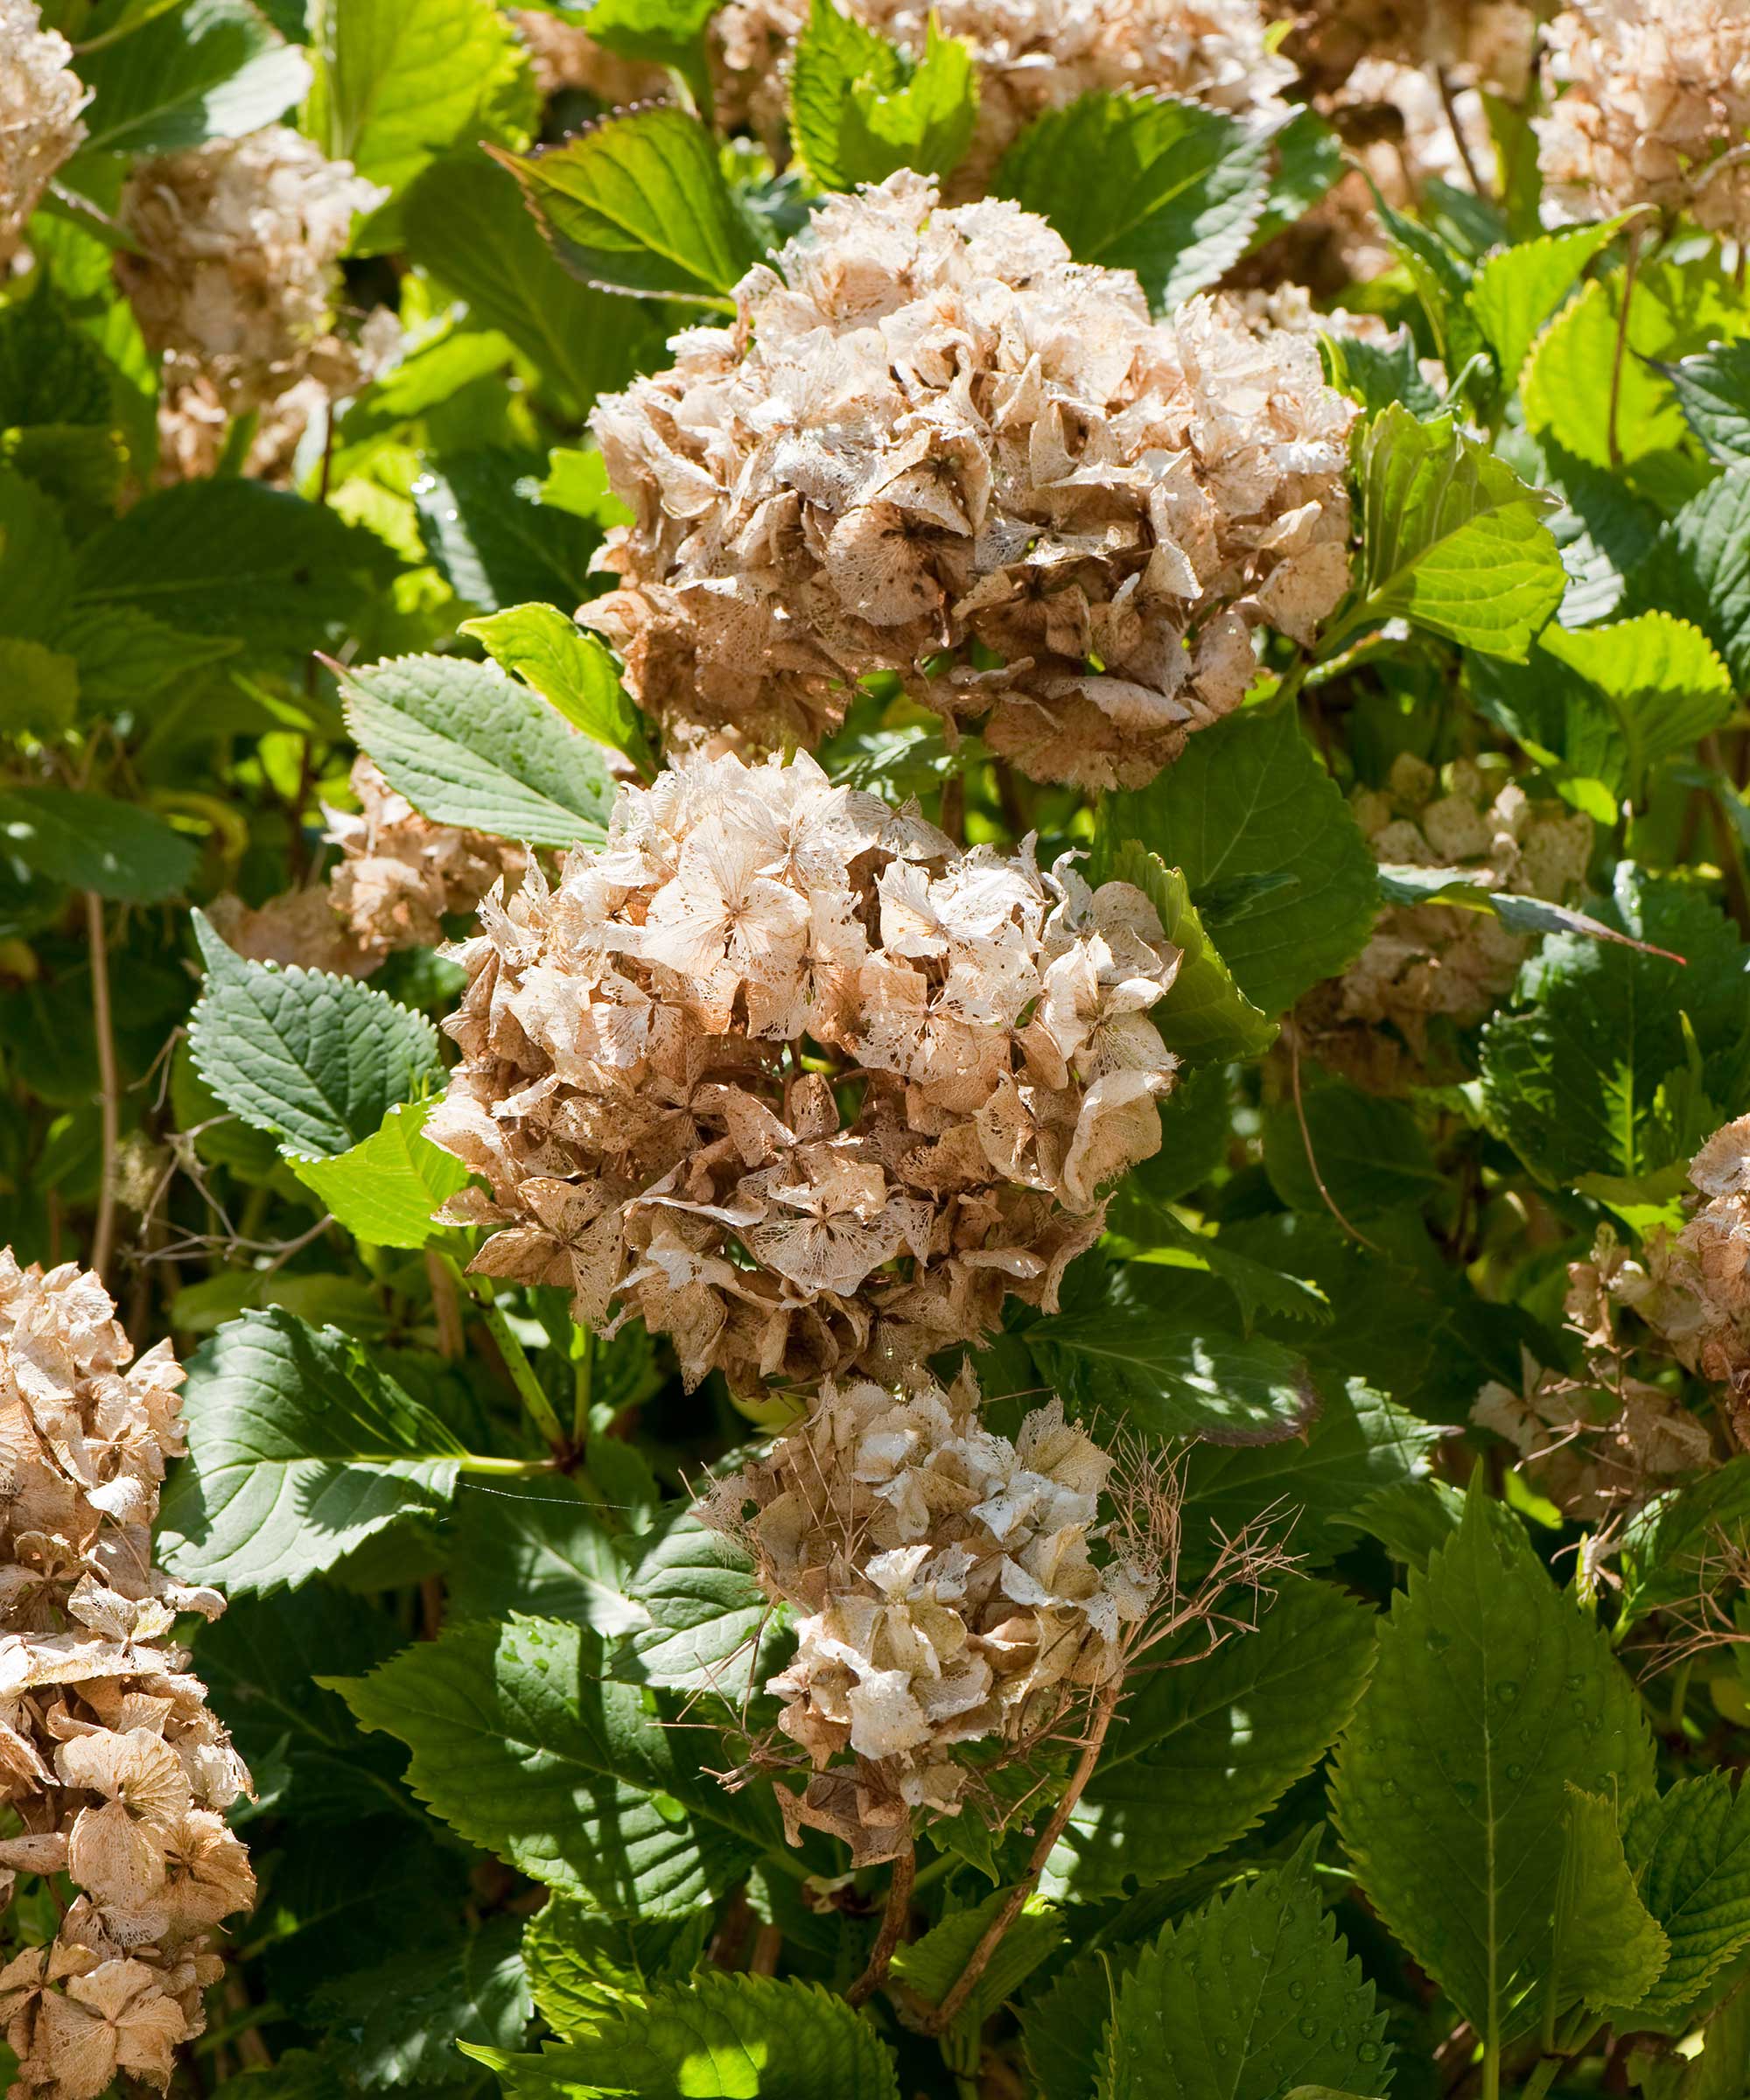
0,1255,254,2100
513,7,670,104
1537,0,1750,233
116,127,384,422
584,171,1358,790
1275,0,1536,99
0,0,88,271
696,1368,1156,1863
714,0,1295,197
426,749,1181,1393
1295,753,1592,1088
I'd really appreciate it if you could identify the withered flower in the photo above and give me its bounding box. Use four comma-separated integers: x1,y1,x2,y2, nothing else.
1275,0,1536,99
0,0,88,271
584,171,1357,790
425,750,1182,1393
513,7,669,104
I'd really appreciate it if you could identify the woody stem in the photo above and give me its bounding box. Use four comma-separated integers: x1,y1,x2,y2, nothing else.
441,1255,570,1457
846,1838,915,2008
86,892,119,1287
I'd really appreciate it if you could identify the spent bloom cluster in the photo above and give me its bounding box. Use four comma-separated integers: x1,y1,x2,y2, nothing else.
713,0,1295,195
1277,0,1536,97
585,170,1357,790
1297,754,1592,1088
1537,0,1750,233
0,1256,254,2100
0,0,89,271
425,749,1181,1394
512,7,669,103
697,1368,1156,1862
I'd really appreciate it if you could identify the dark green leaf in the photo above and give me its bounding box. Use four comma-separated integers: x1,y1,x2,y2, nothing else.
313,1917,532,2088
1658,340,1750,465
0,787,196,902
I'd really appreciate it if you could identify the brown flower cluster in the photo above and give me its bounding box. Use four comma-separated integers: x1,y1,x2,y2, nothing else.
713,0,1294,197
584,170,1357,790
0,0,88,270
512,7,669,104
425,749,1182,1394
1277,0,1536,98
1538,0,1750,233
1298,755,1592,1088
0,1256,254,2100
697,1368,1156,1863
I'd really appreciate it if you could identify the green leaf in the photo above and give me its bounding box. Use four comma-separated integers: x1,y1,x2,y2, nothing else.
995,89,1270,313
789,0,977,193
1096,704,1379,1020
332,1616,782,1916
1659,340,1750,465
1347,403,1566,661
1106,843,1276,1060
304,0,533,216
1319,328,1443,423
1096,1839,1390,2100
1263,1077,1441,1221
187,909,444,1158
1330,1488,1656,2051
609,1508,771,1698
1620,1773,1750,2027
1634,465,1750,688
0,462,74,643
401,156,662,415
466,1973,900,2099
1554,1785,1670,2018
74,480,399,655
0,786,196,902
494,108,765,305
1027,1260,1319,1445
1479,864,1750,1184
583,0,724,103
890,1892,1063,2027
339,653,616,847
522,1899,708,2038
312,1917,532,2089
78,0,311,154
412,448,609,615
288,1100,473,1250
158,1308,466,1595
0,638,78,738
463,603,656,778
1043,1580,1376,1901
1620,1459,1750,1627
54,605,239,710
1024,1946,1143,2100
447,1476,647,1639
1364,187,1481,383
540,449,634,528
0,277,110,430
1466,215,1634,394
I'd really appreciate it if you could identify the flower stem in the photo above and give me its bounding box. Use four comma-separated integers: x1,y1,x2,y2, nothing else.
86,892,119,1287
442,1255,570,1456
456,1453,562,1478
1606,224,1643,473
571,1323,596,1449
846,1840,915,2008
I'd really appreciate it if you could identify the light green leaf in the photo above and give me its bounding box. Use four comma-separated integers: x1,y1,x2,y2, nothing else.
609,1507,771,1697
1263,1077,1441,1221
401,157,662,415
79,0,310,154
288,1101,472,1251
1347,403,1566,661
313,1918,532,2089
890,1892,1062,2028
1044,1580,1376,1900
466,1973,899,2099
187,909,444,1158
340,653,615,847
539,449,633,528
583,0,724,104
1620,1773,1750,2027
1330,1488,1656,2051
158,1308,466,1595
1467,215,1634,394
995,89,1270,312
0,638,78,738
789,0,977,195
332,1616,783,1915
1554,1785,1670,2017
494,108,765,305
1659,340,1750,464
464,604,656,777
522,1900,708,2039
1106,842,1276,1060
0,786,196,902
1096,1840,1390,2100
1096,703,1379,1020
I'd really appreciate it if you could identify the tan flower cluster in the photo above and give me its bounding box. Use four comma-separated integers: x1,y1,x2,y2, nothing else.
713,0,1294,197
116,127,384,435
1297,754,1592,1088
0,0,89,271
584,170,1357,790
697,1368,1155,1862
513,7,669,104
1537,0,1750,234
0,1255,254,2100
1276,0,1536,98
426,749,1181,1394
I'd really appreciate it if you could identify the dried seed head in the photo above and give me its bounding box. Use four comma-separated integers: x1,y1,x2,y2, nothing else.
425,748,1182,1393
696,1368,1157,1862
584,170,1357,789
0,0,88,270
0,1256,253,2100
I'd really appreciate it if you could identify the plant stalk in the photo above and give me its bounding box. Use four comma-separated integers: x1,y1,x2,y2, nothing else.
847,1840,915,2007
442,1255,570,1456
86,892,120,1287
1606,223,1643,472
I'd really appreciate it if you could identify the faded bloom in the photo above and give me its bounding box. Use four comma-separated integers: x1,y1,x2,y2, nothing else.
1297,754,1592,1089
513,7,669,103
1537,0,1750,233
117,127,384,432
0,1256,253,2100
697,1368,1155,1862
0,0,89,270
585,170,1357,790
426,749,1181,1393
1276,0,1536,98
714,0,1294,196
